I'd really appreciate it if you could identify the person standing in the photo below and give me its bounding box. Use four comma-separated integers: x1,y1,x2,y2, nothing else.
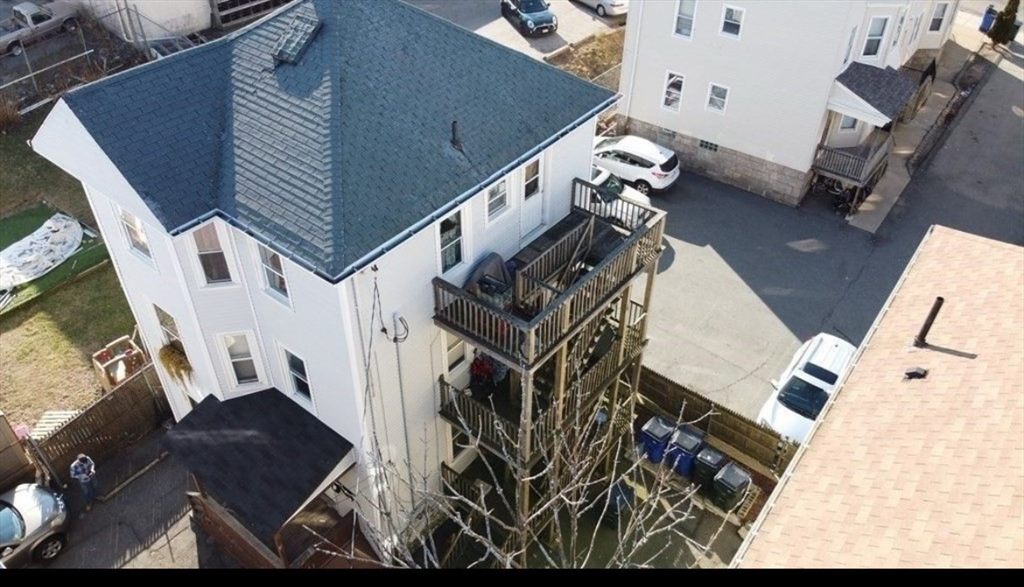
69,453,98,512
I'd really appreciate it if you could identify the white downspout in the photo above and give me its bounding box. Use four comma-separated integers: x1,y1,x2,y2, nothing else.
620,0,645,122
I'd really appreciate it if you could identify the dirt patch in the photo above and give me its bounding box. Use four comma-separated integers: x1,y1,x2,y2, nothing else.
546,27,624,81
0,13,147,110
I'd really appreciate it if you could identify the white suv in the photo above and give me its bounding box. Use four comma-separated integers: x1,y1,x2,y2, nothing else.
593,135,680,195
757,333,857,444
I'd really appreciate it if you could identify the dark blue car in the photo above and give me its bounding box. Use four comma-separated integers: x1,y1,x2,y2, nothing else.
500,0,558,37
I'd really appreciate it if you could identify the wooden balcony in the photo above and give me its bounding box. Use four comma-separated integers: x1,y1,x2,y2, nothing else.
813,130,894,185
433,179,665,370
438,308,646,466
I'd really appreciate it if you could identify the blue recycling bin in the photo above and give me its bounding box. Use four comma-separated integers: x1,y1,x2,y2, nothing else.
980,5,997,33
665,426,705,478
640,416,675,464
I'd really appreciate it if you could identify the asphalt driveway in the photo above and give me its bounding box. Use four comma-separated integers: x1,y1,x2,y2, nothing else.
643,31,1023,421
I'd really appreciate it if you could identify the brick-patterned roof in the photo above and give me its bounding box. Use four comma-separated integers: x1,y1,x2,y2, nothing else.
837,61,918,122
736,226,1024,568
62,0,615,280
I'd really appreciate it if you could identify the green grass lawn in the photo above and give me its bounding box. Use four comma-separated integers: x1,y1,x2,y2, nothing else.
0,106,136,428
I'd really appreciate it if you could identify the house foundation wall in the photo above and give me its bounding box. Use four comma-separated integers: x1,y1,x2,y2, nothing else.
622,118,813,207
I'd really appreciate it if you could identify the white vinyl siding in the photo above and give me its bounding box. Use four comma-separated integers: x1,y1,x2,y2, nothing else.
862,16,888,57
662,72,684,111
674,0,696,38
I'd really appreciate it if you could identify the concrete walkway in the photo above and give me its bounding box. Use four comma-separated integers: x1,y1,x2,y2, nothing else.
848,7,1016,233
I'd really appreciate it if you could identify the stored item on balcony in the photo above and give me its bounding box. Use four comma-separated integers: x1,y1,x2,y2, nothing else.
639,415,675,464
463,252,513,310
666,426,705,478
692,446,727,496
711,462,751,512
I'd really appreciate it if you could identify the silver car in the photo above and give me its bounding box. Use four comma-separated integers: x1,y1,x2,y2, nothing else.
0,483,70,567
573,0,629,18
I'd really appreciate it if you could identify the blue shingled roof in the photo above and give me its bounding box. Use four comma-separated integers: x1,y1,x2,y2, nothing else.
62,0,616,280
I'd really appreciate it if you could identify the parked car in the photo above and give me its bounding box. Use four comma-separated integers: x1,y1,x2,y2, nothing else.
573,0,629,18
757,333,858,444
1,1,79,57
593,135,680,195
500,0,558,37
0,482,70,568
584,165,650,227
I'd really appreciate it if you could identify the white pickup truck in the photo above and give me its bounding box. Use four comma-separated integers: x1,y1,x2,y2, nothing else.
1,1,79,57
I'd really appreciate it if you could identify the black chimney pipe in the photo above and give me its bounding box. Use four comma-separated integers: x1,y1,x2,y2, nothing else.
451,120,462,150
914,296,944,347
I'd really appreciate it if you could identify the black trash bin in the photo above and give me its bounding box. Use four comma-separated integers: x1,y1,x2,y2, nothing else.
712,462,752,512
602,480,635,529
665,426,705,478
639,416,675,464
692,446,727,496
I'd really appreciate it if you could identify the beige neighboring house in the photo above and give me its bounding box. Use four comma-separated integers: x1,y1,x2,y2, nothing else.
618,0,959,206
732,225,1024,568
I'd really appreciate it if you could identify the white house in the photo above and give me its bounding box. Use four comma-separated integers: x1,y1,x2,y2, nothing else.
618,0,959,205
31,0,664,567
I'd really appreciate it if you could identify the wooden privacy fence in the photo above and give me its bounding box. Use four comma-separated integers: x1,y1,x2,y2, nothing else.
636,366,797,477
0,412,36,491
30,362,170,485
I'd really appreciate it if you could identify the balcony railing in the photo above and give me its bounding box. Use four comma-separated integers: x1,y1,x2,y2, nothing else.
439,316,645,463
433,179,664,369
813,130,894,185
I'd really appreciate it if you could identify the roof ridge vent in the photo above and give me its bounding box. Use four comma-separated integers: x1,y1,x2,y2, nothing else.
272,11,322,66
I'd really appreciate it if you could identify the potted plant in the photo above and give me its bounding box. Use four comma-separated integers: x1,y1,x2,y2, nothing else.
158,343,193,384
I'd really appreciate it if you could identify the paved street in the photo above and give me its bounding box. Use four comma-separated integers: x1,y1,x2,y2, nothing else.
405,0,623,59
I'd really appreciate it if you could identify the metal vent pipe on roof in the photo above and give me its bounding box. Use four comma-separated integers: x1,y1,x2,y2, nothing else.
913,296,944,347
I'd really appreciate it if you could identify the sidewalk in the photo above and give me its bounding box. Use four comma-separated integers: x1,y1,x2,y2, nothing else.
848,9,1013,233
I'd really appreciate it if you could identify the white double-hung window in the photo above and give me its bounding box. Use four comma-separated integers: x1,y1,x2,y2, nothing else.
662,73,684,111
487,180,508,220
929,3,948,32
674,0,696,38
257,244,288,301
439,211,463,273
863,17,888,57
706,83,729,113
224,333,259,385
721,5,743,38
193,224,231,284
119,209,151,259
